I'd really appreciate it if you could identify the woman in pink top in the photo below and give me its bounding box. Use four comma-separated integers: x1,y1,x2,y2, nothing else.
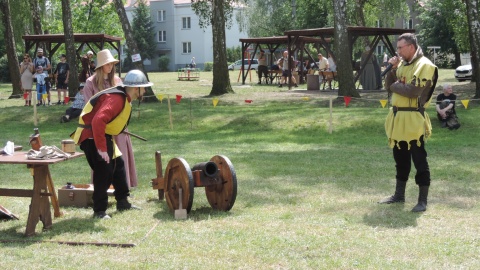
83,49,138,188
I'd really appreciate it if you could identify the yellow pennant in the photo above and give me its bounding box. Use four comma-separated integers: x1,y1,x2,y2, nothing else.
156,94,164,103
461,99,469,109
212,98,219,107
302,97,310,101
42,94,47,100
380,99,388,108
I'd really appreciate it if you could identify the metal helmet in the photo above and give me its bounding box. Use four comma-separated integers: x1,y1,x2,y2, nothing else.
122,69,153,88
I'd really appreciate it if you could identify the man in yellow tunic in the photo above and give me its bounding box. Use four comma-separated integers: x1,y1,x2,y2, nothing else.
379,33,438,212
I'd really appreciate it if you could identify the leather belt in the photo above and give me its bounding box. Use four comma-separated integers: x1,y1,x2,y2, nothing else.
392,106,425,116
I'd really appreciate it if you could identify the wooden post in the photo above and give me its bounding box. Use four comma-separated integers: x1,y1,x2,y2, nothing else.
167,95,173,130
329,96,333,134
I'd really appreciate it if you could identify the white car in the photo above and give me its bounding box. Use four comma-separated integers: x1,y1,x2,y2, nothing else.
454,64,472,82
228,59,259,70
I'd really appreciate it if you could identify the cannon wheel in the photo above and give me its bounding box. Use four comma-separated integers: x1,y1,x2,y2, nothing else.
206,155,237,211
164,157,194,213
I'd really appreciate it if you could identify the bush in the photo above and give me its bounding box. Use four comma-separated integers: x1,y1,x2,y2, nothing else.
204,62,213,71
0,55,11,83
158,55,170,72
122,54,135,71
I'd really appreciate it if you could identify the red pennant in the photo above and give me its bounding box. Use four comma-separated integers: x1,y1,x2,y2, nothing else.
23,92,28,99
344,96,351,107
64,96,70,104
245,100,253,103
176,95,182,103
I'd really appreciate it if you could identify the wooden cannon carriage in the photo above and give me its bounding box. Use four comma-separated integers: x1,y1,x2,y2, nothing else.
151,151,237,213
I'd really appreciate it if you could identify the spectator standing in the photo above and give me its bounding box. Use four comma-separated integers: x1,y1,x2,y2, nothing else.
20,53,34,106
359,46,380,90
190,57,196,68
60,84,85,123
436,84,460,129
383,52,388,68
278,50,298,88
89,60,96,75
327,53,336,72
379,33,438,212
33,48,52,105
33,66,47,106
55,54,70,105
83,49,138,189
317,53,329,71
257,50,268,84
79,51,94,83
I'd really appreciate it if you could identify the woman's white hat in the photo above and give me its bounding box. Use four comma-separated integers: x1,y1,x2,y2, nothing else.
95,49,119,70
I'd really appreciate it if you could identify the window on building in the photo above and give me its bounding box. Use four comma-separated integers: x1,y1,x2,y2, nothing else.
403,18,413,29
157,10,166,22
182,17,191,29
158,31,166,42
182,42,191,54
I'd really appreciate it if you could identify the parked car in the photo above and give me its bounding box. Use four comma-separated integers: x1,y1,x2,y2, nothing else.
455,64,472,82
228,59,259,70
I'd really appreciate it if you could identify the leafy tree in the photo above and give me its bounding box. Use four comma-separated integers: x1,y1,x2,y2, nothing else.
0,0,22,97
192,0,238,96
112,0,156,102
226,45,242,62
131,0,156,60
417,0,466,68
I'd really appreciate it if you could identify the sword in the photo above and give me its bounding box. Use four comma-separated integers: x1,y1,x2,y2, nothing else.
122,130,147,141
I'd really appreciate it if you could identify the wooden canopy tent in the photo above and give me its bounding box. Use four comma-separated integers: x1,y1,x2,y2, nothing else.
284,26,416,89
22,33,123,77
238,36,331,84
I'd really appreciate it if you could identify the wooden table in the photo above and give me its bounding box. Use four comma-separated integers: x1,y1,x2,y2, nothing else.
0,151,84,236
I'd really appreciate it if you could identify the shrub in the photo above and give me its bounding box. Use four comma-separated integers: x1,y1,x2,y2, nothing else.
158,55,170,72
0,55,11,83
204,62,213,71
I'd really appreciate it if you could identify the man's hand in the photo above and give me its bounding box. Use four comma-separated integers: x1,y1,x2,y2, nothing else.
97,150,110,163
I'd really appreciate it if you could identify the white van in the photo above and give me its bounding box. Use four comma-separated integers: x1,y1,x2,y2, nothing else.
228,59,259,70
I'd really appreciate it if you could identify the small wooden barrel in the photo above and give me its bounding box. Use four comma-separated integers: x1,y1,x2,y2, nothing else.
61,139,76,153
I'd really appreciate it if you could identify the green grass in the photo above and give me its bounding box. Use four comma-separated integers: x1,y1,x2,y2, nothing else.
1,70,479,269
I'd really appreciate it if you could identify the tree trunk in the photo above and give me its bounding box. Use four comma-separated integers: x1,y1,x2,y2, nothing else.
465,0,480,98
112,0,156,102
61,0,79,98
1,0,22,99
333,0,360,98
29,0,42,35
209,0,233,96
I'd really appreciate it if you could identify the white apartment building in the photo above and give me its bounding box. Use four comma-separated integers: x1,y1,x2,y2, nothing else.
124,0,248,71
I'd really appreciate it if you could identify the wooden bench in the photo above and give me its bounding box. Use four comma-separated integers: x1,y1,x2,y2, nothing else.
319,71,337,90
265,70,282,84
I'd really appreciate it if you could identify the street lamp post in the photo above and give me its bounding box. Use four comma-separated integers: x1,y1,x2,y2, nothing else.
427,46,441,65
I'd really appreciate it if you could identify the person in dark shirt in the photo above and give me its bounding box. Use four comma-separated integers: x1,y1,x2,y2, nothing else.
436,84,460,129
55,54,70,104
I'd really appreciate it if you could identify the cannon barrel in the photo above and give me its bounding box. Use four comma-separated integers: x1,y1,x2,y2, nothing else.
192,161,218,178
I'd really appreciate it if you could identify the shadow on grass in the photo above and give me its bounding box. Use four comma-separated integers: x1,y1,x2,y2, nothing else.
363,203,423,228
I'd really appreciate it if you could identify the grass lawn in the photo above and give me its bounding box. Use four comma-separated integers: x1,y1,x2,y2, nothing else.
0,69,479,269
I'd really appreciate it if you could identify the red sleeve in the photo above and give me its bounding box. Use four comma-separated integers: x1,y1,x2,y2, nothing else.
91,94,126,152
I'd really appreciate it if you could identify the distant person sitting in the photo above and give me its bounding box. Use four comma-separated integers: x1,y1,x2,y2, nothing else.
60,84,85,123
436,84,460,129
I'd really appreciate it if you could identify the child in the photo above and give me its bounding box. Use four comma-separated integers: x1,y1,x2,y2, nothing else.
33,66,48,106
60,84,85,123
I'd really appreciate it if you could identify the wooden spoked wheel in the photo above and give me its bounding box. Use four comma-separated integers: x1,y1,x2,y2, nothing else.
164,157,194,213
206,155,237,211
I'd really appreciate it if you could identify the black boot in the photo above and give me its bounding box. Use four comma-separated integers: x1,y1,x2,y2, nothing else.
116,198,141,211
379,180,406,204
411,186,429,212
